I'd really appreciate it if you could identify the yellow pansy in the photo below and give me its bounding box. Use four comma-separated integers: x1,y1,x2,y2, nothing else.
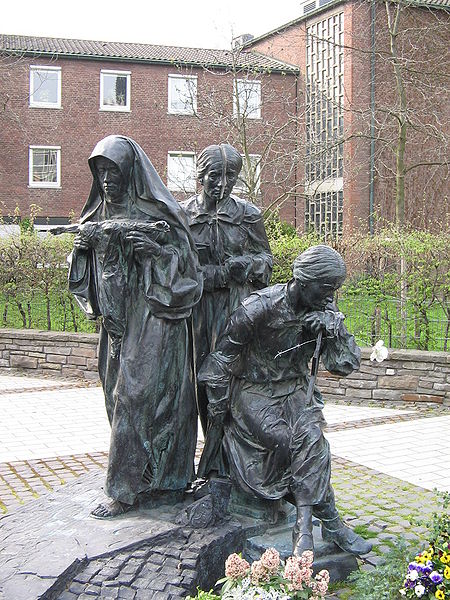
444,566,450,579
441,553,449,564
435,590,444,600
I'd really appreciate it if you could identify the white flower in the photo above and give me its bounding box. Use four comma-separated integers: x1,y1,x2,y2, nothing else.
407,569,419,581
414,583,425,597
399,590,406,596
370,340,389,362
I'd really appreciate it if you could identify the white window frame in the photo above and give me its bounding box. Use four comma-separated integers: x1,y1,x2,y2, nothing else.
168,74,197,115
100,69,131,112
167,152,197,193
234,153,262,195
29,146,61,188
234,79,261,120
29,66,61,108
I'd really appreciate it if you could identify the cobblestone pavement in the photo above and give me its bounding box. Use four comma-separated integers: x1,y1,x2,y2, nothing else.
1,371,449,599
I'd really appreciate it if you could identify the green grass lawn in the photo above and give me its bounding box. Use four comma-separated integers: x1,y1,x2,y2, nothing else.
0,293,97,333
1,292,448,350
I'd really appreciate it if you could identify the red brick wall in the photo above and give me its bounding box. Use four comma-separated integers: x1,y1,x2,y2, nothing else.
0,56,298,223
249,0,450,232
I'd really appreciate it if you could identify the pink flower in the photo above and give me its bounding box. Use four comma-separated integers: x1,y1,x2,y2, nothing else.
300,550,314,567
260,547,280,573
224,553,250,580
300,565,313,583
284,556,302,581
250,560,270,584
317,569,330,584
284,556,311,591
314,570,330,596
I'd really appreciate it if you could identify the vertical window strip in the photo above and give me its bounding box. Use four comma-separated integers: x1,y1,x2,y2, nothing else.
305,12,344,238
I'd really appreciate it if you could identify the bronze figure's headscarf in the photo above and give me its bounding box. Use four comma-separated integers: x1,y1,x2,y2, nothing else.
196,143,243,183
293,245,346,283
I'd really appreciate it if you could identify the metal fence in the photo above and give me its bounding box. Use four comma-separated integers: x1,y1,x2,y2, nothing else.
1,293,449,352
339,295,449,352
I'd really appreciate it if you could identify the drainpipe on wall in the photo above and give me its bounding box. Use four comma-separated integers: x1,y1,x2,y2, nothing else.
294,72,299,229
369,0,376,235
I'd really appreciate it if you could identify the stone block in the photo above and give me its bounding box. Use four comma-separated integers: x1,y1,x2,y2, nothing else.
86,358,99,371
401,361,432,370
433,382,450,392
372,389,403,401
416,380,435,389
40,362,61,370
70,355,88,367
46,354,67,364
401,393,443,404
10,355,38,369
321,386,345,395
345,388,373,399
27,351,46,359
72,347,97,358
44,345,72,356
358,364,387,376
318,370,340,379
378,375,419,390
342,379,377,389
346,372,377,381
62,367,86,378
11,343,44,352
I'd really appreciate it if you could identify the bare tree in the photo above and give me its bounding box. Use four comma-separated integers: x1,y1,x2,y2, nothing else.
169,46,305,221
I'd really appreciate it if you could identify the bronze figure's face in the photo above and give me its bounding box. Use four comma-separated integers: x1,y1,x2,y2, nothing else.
202,159,240,202
290,276,343,312
301,277,342,310
94,156,126,202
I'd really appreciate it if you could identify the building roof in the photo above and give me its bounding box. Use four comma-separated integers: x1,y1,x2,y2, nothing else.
246,0,449,46
0,34,299,73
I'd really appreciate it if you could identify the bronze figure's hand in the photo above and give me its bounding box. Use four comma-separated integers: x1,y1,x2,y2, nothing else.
226,256,252,284
127,231,162,258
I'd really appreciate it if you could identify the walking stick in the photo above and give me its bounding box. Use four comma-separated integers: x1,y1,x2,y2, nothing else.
305,330,323,408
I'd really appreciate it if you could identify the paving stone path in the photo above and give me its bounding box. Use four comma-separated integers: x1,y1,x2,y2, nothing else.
0,371,448,599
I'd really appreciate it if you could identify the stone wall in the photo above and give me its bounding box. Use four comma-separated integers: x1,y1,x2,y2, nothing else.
0,329,448,405
318,348,449,406
0,328,98,380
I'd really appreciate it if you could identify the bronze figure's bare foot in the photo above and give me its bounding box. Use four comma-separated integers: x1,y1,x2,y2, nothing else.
90,499,132,519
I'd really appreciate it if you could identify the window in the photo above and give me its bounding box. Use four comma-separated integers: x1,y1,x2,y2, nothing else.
168,75,197,115
167,152,196,193
30,66,61,108
234,154,261,195
29,146,61,188
305,12,344,237
234,79,261,119
100,70,130,111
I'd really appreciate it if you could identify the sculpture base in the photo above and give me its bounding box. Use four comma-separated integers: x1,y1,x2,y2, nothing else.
0,471,359,599
245,520,359,583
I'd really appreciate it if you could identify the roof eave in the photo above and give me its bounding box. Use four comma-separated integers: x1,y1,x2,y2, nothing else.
0,47,299,74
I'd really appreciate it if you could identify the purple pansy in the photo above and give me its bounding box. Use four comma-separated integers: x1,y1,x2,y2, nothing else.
430,571,443,584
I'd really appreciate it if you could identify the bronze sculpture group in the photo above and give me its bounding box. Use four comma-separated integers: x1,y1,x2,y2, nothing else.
64,134,371,557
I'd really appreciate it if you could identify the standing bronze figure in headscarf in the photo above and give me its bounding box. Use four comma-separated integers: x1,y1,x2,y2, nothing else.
68,135,202,518
180,144,272,436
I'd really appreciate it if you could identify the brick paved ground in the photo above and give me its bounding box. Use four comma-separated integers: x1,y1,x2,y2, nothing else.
0,370,448,599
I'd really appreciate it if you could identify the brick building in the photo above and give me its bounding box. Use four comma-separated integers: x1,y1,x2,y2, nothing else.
0,35,299,230
246,0,449,233
1,0,448,236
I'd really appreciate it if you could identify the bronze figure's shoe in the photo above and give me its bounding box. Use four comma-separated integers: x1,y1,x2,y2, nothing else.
293,525,314,555
292,504,314,555
90,499,132,519
321,522,373,555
